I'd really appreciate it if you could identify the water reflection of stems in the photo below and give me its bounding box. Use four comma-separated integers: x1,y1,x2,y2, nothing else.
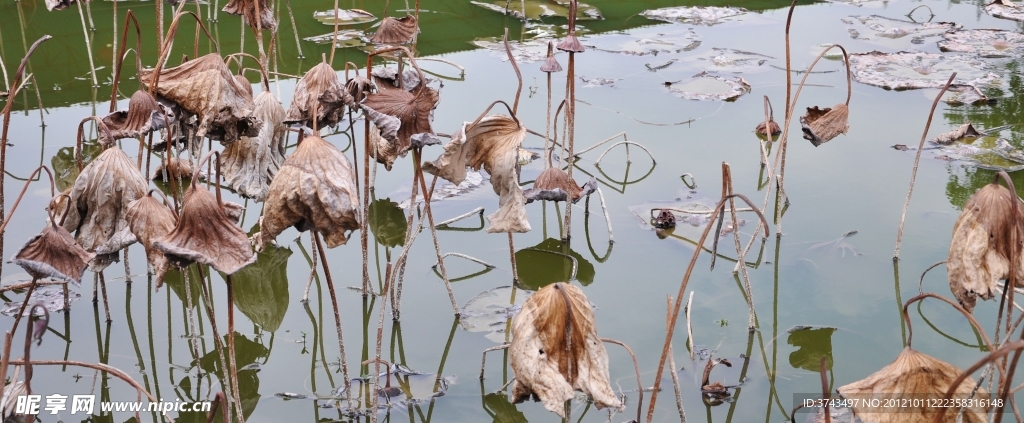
313,232,350,395
195,264,243,422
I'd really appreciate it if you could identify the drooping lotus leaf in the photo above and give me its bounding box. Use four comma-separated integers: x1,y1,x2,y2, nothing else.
369,197,407,248
541,42,563,72
370,15,419,45
140,53,260,143
125,191,177,288
423,118,531,233
284,61,347,129
523,168,596,203
947,182,1024,312
99,90,174,145
12,212,93,284
234,75,254,99
510,283,622,417
256,135,360,250
986,0,1024,22
345,75,372,108
837,348,987,423
640,6,746,26
312,8,377,25
222,0,277,31
667,71,750,101
221,91,287,201
57,146,149,270
361,83,439,157
153,156,256,275
367,124,398,171
470,1,602,21
151,157,200,181
848,51,1000,91
225,244,291,332
801,104,850,147
755,119,781,136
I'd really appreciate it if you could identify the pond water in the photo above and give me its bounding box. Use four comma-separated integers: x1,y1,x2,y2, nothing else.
1,0,1023,422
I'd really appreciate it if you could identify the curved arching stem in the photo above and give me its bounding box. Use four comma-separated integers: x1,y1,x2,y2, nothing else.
902,293,995,353
0,166,57,235
193,150,224,206
75,116,116,171
148,11,220,96
367,46,427,98
930,340,1024,423
109,10,143,113
471,100,521,128
223,52,270,91
502,28,523,115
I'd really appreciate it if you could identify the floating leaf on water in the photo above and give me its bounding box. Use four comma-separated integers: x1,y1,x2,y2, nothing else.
459,286,528,343
302,30,368,48
471,38,551,64
397,170,487,209
514,238,595,290
125,191,176,288
947,182,1024,312
227,244,291,332
837,347,987,422
678,47,774,74
939,29,1024,58
640,6,747,26
222,0,277,31
842,15,957,50
1,286,80,316
369,198,407,248
423,118,530,233
221,90,287,201
470,1,602,21
510,283,621,417
312,8,376,25
371,15,419,45
986,0,1024,22
848,51,1000,91
100,90,174,145
930,122,982,145
578,76,617,88
666,71,750,101
787,327,836,372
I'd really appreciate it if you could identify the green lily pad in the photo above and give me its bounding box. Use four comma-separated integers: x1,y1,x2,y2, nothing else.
787,326,836,372
369,198,407,248
514,238,594,290
470,0,602,21
225,244,292,332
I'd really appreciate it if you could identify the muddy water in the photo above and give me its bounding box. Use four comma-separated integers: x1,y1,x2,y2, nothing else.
0,0,1021,422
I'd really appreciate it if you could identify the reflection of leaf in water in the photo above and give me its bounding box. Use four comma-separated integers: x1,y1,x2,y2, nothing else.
470,0,602,21
787,326,836,372
226,245,292,332
199,333,267,420
1,286,80,316
514,238,594,290
51,144,101,192
483,392,527,423
163,265,206,309
460,286,528,343
369,198,407,248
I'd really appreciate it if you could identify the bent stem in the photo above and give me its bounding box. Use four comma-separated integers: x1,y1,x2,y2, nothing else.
930,340,1024,423
226,275,243,423
313,232,350,395
893,73,956,259
195,265,242,423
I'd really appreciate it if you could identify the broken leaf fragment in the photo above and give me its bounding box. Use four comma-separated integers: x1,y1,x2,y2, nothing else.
801,104,850,147
947,182,1024,312
986,0,1024,22
523,168,595,203
939,29,1024,58
125,191,177,288
222,90,287,201
284,61,347,129
510,283,622,417
256,135,360,250
312,8,376,25
930,122,982,145
423,118,530,233
470,1,602,21
837,347,987,423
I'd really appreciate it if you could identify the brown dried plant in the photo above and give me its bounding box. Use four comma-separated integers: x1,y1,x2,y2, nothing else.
125,190,177,288
221,90,287,201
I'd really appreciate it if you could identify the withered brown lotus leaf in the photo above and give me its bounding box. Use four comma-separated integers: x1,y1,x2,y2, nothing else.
58,147,148,270
367,124,398,171
510,283,622,417
801,104,850,147
99,90,173,145
344,75,372,107
12,212,93,284
424,118,530,233
153,163,256,275
947,182,1024,312
221,91,287,201
930,122,982,145
140,53,260,143
755,119,781,136
541,42,563,73
222,0,278,31
523,168,594,203
125,191,177,288
372,67,429,91
370,15,419,45
284,61,347,129
151,157,198,181
837,348,987,423
361,85,439,159
234,75,254,99
556,34,585,53
256,135,360,250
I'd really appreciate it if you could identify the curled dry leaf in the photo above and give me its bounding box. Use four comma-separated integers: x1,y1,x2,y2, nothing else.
125,192,177,288
424,118,531,233
345,75,372,108
947,182,1024,312
523,168,595,203
372,67,429,91
801,104,850,147
930,122,982,145
755,120,781,136
222,0,277,31
370,15,419,45
140,53,260,143
361,84,439,156
99,90,174,145
57,147,148,270
510,283,622,417
221,91,287,201
284,61,347,129
837,347,987,423
367,124,398,171
153,166,256,275
256,135,360,250
13,214,93,285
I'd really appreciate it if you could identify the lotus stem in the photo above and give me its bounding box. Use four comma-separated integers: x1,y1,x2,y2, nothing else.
99,271,112,323
329,0,340,65
929,340,1024,423
479,344,510,379
413,150,460,317
893,73,956,259
182,265,202,363
594,141,656,167
725,163,757,330
685,292,695,361
302,232,319,303
225,275,243,423
195,265,242,422
75,2,98,87
313,232,350,395
902,293,997,362
668,296,687,423
646,192,768,423
149,12,220,97
433,252,494,269
0,277,39,395
284,0,303,58
502,29,522,115
563,50,576,242
917,260,947,293
602,338,643,423
436,207,484,227
0,165,55,235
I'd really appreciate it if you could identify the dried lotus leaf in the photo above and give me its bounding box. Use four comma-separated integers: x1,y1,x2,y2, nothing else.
99,90,173,145
221,91,287,201
947,183,1024,312
284,61,347,129
125,192,177,288
367,124,397,171
234,75,254,98
140,53,260,143
523,168,594,203
837,348,987,423
801,104,850,147
57,147,148,270
256,135,360,250
755,119,781,136
361,85,439,156
423,117,531,233
12,219,93,285
153,167,256,275
370,15,419,45
510,283,622,417
151,157,198,181
222,0,277,31
929,122,982,145
344,75,372,107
